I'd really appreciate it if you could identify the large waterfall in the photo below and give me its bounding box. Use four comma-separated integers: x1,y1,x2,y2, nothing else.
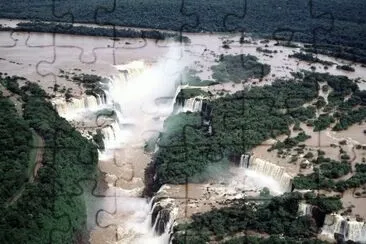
240,154,250,168
321,214,366,243
298,202,326,228
182,97,203,112
115,60,146,83
240,155,293,193
100,121,128,150
51,47,187,243
298,202,314,216
93,48,187,243
105,54,184,243
52,94,103,119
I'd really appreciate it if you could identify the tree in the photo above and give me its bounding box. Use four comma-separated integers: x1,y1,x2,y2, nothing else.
260,187,271,197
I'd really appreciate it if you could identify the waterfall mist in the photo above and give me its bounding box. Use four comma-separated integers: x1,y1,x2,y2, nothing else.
238,155,293,194
93,46,188,243
51,46,190,243
321,214,366,243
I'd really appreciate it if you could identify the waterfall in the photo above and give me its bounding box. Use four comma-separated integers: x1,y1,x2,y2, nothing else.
54,48,188,244
239,154,250,168
298,202,326,227
100,121,128,152
95,94,102,105
85,95,99,110
52,94,105,119
298,202,313,216
321,214,344,237
321,214,366,243
105,50,184,243
115,60,145,84
348,221,366,242
182,97,203,112
245,157,293,192
148,197,177,242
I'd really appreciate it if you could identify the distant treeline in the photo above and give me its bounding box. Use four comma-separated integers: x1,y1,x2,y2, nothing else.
288,52,334,66
0,0,365,62
303,45,366,65
0,22,190,43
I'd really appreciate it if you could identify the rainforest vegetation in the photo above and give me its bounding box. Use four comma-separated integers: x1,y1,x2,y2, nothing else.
0,89,32,206
0,77,98,244
172,192,342,243
152,71,366,188
294,161,366,192
288,52,334,66
4,22,190,43
211,55,271,83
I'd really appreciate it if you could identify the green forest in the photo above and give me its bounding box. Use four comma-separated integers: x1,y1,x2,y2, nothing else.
172,192,342,243
0,77,98,244
0,0,365,62
5,22,190,43
152,68,365,242
0,91,33,206
151,71,366,188
212,55,270,83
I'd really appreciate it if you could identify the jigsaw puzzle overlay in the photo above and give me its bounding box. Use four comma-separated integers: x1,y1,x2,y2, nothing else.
0,0,366,244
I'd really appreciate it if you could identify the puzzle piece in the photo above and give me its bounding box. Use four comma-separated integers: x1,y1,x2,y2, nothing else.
153,0,200,62
272,0,334,47
0,32,56,88
0,30,18,47
223,0,247,33
270,0,364,69
52,0,74,25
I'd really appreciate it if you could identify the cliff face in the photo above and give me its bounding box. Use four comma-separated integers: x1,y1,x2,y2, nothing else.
143,156,160,198
151,201,173,235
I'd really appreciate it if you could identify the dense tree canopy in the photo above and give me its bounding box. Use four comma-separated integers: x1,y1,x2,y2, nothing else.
1,0,365,62
0,80,98,244
0,91,32,206
172,192,338,243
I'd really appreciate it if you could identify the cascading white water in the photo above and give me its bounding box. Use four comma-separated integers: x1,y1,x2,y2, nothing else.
298,202,313,216
348,221,366,242
52,94,105,119
95,94,102,105
240,156,292,193
85,95,99,109
107,61,178,124
53,47,188,243
100,121,129,151
115,60,145,83
322,214,344,236
96,47,186,244
250,158,292,192
182,97,203,112
239,154,250,168
321,214,366,243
